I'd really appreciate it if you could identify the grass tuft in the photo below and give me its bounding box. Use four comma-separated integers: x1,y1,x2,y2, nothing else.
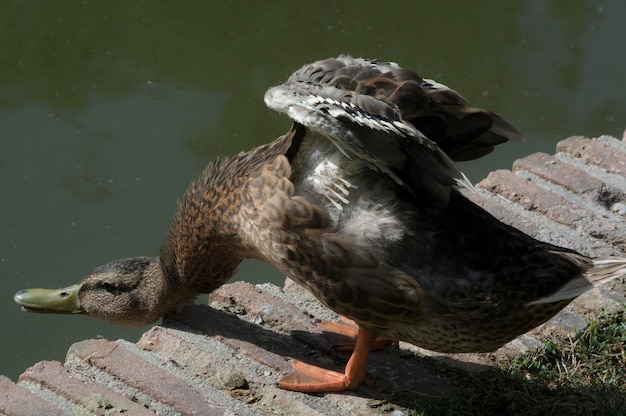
409,306,626,416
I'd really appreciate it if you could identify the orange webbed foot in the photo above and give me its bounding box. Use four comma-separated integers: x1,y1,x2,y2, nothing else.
278,360,362,392
278,326,378,393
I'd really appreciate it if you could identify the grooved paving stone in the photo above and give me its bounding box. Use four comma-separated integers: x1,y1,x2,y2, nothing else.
513,153,625,241
210,281,321,335
67,338,234,416
167,300,296,373
557,136,626,174
18,360,155,416
137,326,257,384
210,281,331,350
0,375,65,416
513,152,605,196
477,169,589,227
137,326,326,416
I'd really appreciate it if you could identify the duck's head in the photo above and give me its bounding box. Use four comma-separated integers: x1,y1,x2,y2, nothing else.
14,256,197,327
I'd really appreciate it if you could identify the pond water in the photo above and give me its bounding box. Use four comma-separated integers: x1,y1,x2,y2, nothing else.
1,1,624,381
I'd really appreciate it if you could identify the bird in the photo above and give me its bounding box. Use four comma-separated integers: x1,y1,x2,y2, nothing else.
15,55,626,393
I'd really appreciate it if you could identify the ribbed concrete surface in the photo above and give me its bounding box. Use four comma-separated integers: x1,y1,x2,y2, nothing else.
2,135,625,416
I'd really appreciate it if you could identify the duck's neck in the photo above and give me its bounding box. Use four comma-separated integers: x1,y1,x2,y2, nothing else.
136,256,201,323
159,130,299,293
160,155,260,294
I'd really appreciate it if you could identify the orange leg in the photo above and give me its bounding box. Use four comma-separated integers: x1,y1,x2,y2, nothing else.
279,326,377,392
320,317,395,352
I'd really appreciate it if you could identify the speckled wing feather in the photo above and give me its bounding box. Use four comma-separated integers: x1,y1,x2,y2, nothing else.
265,56,469,204
281,55,523,161
265,55,521,203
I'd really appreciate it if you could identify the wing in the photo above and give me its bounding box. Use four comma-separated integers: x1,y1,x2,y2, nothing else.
265,55,520,204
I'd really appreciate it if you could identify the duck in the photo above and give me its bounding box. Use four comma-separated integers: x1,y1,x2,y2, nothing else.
15,55,626,393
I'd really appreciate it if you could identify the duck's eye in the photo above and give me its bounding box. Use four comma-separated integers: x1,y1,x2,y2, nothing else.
101,283,117,293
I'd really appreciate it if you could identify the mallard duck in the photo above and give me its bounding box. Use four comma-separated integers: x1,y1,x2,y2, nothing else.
15,55,626,393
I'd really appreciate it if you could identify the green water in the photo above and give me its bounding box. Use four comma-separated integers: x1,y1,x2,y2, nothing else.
1,1,625,381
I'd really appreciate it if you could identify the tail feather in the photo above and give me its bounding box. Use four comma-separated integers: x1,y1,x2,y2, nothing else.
526,257,626,306
587,257,626,285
